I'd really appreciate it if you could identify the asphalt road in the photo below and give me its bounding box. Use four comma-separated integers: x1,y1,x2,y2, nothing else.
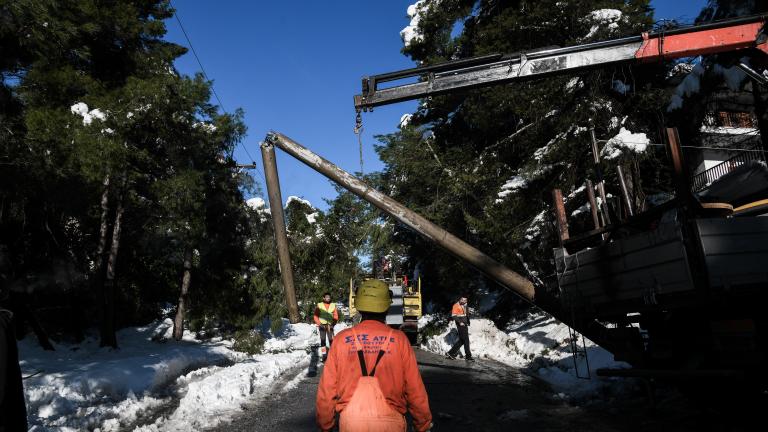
209,347,644,432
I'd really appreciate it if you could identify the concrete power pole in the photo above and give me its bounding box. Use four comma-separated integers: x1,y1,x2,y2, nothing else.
260,142,301,323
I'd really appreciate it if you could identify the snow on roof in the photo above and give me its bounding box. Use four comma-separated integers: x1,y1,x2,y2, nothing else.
601,127,650,160
584,9,623,39
286,196,313,208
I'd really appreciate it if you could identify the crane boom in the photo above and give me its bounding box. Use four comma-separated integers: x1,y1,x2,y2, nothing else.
354,15,768,110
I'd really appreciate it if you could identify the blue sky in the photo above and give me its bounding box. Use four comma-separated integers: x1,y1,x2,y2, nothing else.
163,0,708,210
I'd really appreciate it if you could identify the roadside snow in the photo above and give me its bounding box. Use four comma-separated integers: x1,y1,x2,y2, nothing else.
422,315,629,399
20,319,328,431
601,127,650,159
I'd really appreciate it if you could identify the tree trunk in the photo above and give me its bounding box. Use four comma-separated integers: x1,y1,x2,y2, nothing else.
95,174,111,274
95,174,110,344
100,183,124,349
173,247,193,341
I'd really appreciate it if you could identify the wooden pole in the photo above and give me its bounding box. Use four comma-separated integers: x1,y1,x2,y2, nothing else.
617,165,635,217
266,131,536,302
260,142,301,323
552,189,570,246
585,180,601,230
590,129,612,225
665,127,691,202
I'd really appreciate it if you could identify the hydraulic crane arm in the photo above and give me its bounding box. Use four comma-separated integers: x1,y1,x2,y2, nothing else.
354,15,768,110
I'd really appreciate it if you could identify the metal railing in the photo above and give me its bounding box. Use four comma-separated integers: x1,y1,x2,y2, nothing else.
691,150,766,192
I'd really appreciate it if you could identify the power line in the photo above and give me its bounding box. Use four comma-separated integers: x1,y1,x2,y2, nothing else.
170,1,261,174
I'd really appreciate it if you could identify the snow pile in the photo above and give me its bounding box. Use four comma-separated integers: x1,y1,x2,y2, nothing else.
262,321,329,353
21,319,324,431
70,102,107,126
600,127,650,159
584,9,623,39
401,0,441,47
139,351,308,431
423,315,629,398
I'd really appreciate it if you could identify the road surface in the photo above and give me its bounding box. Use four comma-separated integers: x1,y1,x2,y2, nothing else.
210,348,645,432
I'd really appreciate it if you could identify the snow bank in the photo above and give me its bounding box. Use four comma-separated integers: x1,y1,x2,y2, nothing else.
601,127,650,160
139,351,308,431
21,319,324,431
422,315,629,399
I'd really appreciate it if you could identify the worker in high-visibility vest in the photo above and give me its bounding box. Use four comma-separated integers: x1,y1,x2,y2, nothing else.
314,292,339,357
445,295,473,361
316,279,432,432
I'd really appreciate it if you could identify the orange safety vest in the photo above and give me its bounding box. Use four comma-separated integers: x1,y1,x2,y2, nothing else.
451,302,466,317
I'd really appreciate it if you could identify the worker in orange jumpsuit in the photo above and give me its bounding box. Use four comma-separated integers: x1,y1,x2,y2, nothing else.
314,292,339,360
446,295,473,361
316,279,432,432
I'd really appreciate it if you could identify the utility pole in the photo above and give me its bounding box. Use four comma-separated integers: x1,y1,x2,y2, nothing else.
260,142,300,323
264,131,536,302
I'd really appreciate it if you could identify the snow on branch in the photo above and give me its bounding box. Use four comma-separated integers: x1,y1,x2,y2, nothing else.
600,127,649,160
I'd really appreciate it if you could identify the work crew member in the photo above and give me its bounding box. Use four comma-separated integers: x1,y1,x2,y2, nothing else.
446,295,473,361
314,292,339,351
316,279,432,432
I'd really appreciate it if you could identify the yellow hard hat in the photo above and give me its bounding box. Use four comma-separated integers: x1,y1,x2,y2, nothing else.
355,279,391,313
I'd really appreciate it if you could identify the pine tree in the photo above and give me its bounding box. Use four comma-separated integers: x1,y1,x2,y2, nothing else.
375,0,675,316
